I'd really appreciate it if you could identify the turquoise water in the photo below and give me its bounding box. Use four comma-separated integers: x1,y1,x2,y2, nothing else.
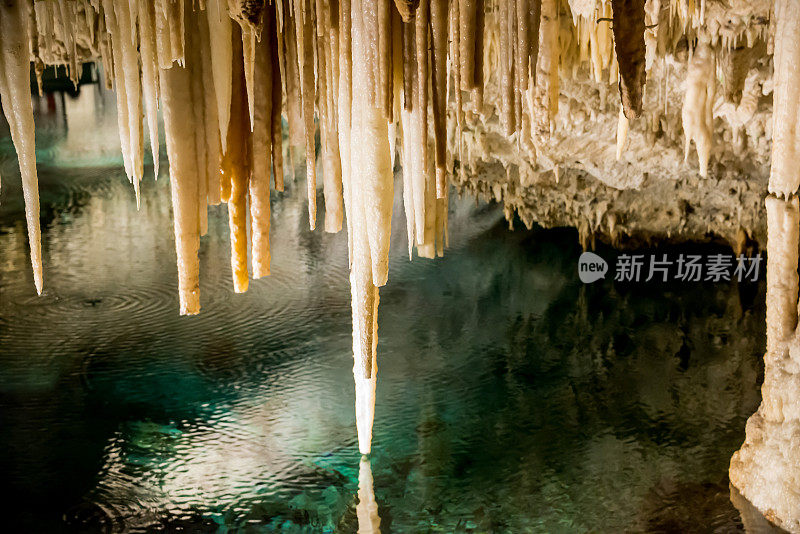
0,86,767,532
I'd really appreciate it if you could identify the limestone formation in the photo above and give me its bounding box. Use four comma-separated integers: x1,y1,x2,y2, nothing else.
0,3,796,526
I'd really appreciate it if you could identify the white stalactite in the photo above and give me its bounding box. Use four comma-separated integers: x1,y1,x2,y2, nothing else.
138,0,161,180
400,107,416,259
348,0,398,454
160,60,201,315
682,39,715,178
250,30,273,279
338,0,354,265
768,0,800,198
101,0,133,183
112,0,144,205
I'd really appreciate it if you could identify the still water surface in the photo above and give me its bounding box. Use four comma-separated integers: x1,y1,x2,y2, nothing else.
0,85,767,532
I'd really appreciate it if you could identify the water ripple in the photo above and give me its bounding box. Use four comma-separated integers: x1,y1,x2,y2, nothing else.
0,89,770,533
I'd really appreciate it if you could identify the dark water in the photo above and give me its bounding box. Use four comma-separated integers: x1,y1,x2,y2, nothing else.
0,86,767,532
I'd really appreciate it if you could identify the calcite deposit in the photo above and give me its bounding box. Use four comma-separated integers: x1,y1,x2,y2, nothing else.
0,1,796,527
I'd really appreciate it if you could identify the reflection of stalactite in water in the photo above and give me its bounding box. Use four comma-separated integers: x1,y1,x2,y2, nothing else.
730,485,788,534
357,458,381,533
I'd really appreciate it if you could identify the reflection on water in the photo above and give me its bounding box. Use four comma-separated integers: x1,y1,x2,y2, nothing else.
357,459,380,533
730,486,787,534
0,88,770,532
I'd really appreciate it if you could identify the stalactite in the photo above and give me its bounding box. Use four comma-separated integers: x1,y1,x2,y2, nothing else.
458,0,477,90
97,12,115,89
56,0,79,87
338,0,354,263
450,0,463,166
28,4,44,96
398,12,415,257
292,0,317,230
414,0,428,205
616,106,629,160
767,0,800,198
0,0,43,294
719,44,753,106
228,0,266,31
154,0,174,69
401,14,413,113
360,0,378,106
516,0,530,133
681,38,714,178
393,0,417,23
188,11,210,236
498,0,513,135
317,0,344,233
377,0,392,118
417,140,440,258
718,69,763,148
390,6,403,127
269,9,284,193
167,0,185,65
206,0,233,153
101,0,132,195
355,32,393,287
473,0,485,108
115,0,144,206
222,26,252,293
519,0,540,155
596,2,614,79
401,104,416,259
349,0,397,453
405,3,429,246
429,0,448,198
160,43,201,315
533,0,558,142
138,0,161,180
250,21,274,279
198,14,223,205
611,0,646,120
240,27,257,128
282,0,304,154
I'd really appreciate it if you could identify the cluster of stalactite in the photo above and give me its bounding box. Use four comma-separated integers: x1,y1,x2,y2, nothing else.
0,0,775,456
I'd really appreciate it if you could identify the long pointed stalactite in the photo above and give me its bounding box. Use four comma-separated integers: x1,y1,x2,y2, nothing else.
0,3,796,525
160,25,201,316
0,0,43,295
610,0,646,120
